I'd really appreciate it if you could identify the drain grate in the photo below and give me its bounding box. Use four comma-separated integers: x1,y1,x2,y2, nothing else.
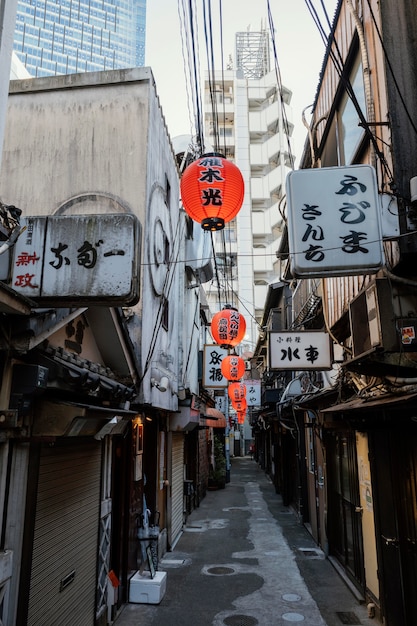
207,566,235,575
223,615,258,626
298,548,322,558
336,611,361,625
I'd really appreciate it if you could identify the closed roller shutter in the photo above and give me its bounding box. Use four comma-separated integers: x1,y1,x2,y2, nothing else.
27,441,102,626
170,433,184,547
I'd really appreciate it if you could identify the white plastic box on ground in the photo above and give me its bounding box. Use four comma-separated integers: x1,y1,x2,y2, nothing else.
129,571,167,604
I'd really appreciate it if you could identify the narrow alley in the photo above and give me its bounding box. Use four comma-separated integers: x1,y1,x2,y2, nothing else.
115,457,380,626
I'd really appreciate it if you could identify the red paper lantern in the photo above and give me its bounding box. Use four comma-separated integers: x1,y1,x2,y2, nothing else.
221,355,245,381
228,382,246,403
237,412,246,424
180,152,244,231
232,398,247,413
211,306,246,349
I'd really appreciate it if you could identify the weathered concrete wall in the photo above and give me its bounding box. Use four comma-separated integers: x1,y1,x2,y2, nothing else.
2,68,151,216
1,67,182,412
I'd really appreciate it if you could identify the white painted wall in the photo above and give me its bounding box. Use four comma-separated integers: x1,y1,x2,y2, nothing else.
0,68,184,411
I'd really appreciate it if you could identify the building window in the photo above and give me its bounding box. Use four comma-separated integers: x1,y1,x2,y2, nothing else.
320,53,366,167
161,296,169,331
337,55,366,164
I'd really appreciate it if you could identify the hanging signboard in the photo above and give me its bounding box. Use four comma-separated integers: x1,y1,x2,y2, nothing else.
203,344,228,388
11,214,141,305
215,393,227,413
244,380,261,406
286,165,383,277
269,331,333,370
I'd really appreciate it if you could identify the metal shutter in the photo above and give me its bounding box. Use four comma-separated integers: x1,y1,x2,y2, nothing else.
170,433,184,548
27,442,102,626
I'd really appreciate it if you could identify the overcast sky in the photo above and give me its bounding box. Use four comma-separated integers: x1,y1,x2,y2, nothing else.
146,0,338,165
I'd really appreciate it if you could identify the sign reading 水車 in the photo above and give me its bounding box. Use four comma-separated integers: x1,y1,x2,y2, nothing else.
286,165,383,277
269,332,333,370
11,214,140,305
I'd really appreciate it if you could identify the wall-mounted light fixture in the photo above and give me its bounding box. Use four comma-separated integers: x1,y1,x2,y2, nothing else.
151,376,169,393
151,362,177,394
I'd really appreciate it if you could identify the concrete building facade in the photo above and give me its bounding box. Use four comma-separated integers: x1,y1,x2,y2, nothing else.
0,67,216,625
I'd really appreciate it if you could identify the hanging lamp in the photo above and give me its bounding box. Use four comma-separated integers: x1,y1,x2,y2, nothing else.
211,305,246,349
180,152,244,231
231,398,247,413
221,354,245,381
228,382,246,403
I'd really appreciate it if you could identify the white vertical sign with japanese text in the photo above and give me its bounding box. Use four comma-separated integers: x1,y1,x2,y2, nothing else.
269,331,332,370
244,380,261,406
203,344,228,388
286,165,383,277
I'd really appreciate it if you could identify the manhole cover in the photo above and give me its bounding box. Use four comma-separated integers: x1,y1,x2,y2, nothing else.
207,566,235,575
282,593,302,602
336,612,361,625
223,615,258,626
282,614,305,622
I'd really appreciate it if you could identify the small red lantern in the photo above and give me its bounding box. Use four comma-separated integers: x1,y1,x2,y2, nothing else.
232,398,247,413
237,412,246,424
211,306,246,349
180,152,244,231
221,355,245,381
228,382,246,403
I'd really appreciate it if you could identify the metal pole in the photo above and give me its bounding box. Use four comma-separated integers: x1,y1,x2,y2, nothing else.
225,395,230,483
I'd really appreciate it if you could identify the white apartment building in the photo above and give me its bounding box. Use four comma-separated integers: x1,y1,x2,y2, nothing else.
203,31,294,353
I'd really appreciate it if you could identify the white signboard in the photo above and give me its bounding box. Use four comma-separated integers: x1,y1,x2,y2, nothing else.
244,380,261,406
11,214,140,305
286,165,383,277
203,344,228,388
215,393,227,413
269,331,333,370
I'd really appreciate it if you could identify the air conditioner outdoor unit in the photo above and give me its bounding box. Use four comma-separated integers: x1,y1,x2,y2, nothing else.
349,278,417,358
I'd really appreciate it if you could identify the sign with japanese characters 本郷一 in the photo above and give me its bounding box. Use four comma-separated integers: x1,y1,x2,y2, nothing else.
11,214,140,305
285,165,383,277
269,331,333,370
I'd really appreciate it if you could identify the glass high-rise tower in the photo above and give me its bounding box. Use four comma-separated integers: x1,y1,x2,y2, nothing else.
13,0,146,77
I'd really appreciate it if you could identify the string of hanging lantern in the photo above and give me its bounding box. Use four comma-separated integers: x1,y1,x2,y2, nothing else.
178,0,248,431
211,307,247,426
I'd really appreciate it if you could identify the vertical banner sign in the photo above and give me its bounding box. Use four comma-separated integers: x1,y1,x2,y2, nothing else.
215,393,227,413
286,165,383,277
244,380,261,407
269,331,332,370
203,344,228,388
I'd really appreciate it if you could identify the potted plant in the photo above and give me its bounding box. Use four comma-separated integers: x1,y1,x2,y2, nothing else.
208,436,226,489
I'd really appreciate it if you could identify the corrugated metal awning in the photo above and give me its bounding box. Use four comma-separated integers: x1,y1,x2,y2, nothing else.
320,392,417,414
201,407,227,428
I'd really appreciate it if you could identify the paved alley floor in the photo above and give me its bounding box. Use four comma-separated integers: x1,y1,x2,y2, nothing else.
115,457,381,626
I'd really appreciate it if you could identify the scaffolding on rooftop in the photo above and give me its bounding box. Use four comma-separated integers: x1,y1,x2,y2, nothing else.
235,30,270,80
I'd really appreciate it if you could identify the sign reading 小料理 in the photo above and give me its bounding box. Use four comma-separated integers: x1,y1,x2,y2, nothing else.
286,165,383,277
269,331,333,370
11,214,140,305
